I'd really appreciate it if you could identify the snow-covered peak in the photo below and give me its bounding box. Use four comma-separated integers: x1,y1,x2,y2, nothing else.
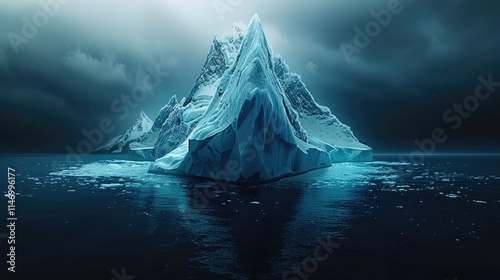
215,15,273,97
95,111,153,153
182,23,247,108
135,110,153,131
138,111,149,124
231,21,247,37
219,21,247,43
241,13,272,60
248,14,263,30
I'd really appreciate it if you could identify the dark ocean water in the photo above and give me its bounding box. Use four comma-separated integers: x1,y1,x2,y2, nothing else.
0,155,499,280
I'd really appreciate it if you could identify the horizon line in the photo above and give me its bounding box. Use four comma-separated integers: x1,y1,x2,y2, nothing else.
373,153,500,156
1,152,500,157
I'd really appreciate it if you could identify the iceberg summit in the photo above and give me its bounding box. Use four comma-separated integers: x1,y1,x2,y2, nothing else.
98,14,372,183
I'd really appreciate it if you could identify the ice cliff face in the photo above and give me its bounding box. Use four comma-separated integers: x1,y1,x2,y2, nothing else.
96,111,152,154
147,15,371,183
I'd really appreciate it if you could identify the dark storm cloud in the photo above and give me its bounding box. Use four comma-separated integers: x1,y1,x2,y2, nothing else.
0,0,499,153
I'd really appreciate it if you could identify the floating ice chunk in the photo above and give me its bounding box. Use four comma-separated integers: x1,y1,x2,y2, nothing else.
51,160,151,179
473,200,487,204
108,164,122,169
382,181,396,186
100,183,124,188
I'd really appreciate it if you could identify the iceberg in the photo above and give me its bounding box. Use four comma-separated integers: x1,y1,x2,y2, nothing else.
146,14,372,183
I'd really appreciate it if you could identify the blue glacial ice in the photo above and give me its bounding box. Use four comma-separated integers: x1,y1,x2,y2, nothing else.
97,14,373,183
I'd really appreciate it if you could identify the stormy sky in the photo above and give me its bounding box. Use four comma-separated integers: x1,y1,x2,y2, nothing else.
1,0,499,154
